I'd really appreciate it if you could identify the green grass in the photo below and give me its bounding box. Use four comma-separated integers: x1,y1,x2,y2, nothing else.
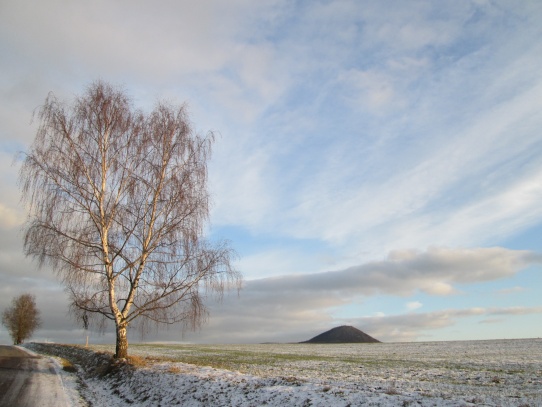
88,340,540,384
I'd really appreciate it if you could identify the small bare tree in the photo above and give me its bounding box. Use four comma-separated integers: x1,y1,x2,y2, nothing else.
20,81,241,358
2,294,42,345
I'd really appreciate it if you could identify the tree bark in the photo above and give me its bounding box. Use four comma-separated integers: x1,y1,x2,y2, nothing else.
115,324,128,359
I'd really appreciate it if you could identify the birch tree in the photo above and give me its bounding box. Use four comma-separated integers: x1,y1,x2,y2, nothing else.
20,81,240,358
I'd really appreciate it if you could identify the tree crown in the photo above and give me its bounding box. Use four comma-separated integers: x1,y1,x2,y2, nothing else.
19,81,240,355
2,293,42,345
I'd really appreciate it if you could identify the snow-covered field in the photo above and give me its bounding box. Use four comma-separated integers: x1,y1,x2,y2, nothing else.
27,338,541,406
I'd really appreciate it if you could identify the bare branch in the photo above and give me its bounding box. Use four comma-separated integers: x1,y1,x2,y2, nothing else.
19,81,241,358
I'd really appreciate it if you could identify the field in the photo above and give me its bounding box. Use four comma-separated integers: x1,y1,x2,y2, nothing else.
66,338,542,406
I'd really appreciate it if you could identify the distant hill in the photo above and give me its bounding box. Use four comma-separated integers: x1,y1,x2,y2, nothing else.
301,325,380,343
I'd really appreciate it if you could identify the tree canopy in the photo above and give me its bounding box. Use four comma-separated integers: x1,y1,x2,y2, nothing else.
20,81,241,358
2,294,42,345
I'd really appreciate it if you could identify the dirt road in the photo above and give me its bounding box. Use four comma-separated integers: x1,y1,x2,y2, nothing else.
0,345,68,407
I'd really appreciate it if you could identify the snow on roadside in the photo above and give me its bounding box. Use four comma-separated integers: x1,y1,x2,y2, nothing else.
16,345,85,407
49,357,88,407
25,340,542,407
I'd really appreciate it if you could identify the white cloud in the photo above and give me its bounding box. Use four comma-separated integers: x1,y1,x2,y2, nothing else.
0,204,23,229
406,301,423,311
1,2,229,78
249,247,541,297
421,282,457,296
496,286,525,295
179,247,542,342
0,153,26,228
350,306,542,342
194,301,542,344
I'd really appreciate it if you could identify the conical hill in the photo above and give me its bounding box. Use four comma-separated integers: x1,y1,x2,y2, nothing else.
302,325,380,343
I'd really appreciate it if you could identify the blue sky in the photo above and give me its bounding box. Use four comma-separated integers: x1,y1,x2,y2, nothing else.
1,0,541,344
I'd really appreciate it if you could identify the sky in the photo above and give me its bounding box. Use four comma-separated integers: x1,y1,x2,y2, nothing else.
1,0,541,345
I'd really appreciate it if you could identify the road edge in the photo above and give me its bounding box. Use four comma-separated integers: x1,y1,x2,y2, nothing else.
20,344,83,407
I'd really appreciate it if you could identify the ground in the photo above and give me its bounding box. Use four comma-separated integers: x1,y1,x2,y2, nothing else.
25,338,542,406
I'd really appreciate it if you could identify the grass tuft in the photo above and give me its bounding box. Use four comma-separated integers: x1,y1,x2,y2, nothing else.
384,381,400,395
60,357,77,373
167,366,182,374
127,355,148,368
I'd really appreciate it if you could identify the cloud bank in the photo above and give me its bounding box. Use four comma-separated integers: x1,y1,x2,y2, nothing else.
190,247,542,343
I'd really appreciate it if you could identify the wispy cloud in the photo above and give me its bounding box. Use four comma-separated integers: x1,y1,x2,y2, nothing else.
205,0,542,270
1,0,542,344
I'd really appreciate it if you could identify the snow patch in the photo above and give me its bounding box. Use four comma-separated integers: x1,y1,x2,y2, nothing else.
26,339,542,407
